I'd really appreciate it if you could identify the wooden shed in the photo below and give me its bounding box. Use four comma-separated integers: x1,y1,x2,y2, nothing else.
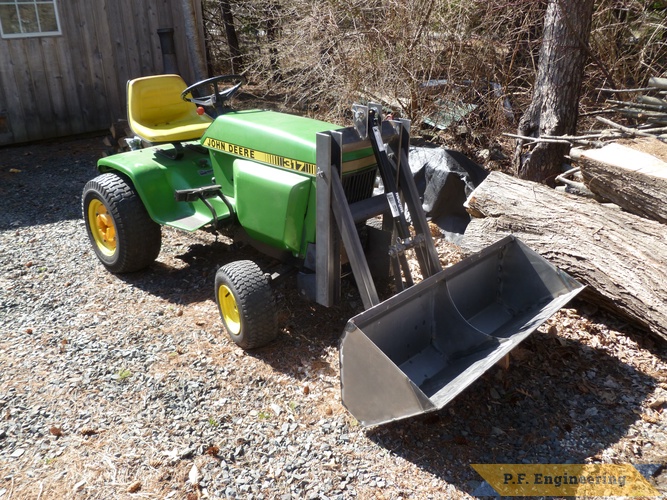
0,0,207,146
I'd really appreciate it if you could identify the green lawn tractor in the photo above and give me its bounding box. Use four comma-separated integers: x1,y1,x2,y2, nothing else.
82,74,583,426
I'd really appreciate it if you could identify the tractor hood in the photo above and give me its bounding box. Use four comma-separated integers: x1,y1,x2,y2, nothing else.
201,110,374,175
201,110,336,175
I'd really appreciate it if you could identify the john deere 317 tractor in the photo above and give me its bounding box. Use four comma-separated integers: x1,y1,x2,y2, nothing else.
82,74,583,426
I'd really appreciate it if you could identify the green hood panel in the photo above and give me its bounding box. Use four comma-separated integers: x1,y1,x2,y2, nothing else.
201,110,375,175
202,110,333,171
233,159,312,254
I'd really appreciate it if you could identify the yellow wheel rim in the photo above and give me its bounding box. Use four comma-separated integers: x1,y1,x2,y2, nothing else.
218,284,241,335
87,198,116,256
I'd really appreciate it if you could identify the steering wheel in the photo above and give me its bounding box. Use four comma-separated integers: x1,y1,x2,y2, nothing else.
181,74,246,114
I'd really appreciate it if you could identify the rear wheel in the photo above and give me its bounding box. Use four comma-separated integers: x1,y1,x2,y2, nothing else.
215,260,277,349
82,173,161,273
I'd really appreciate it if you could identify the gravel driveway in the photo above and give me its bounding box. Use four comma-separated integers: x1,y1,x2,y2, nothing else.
1,135,666,499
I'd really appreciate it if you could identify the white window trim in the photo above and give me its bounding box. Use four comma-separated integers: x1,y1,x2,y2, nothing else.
0,0,62,39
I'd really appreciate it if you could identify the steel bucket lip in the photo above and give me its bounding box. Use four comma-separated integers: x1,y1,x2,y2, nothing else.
346,234,578,331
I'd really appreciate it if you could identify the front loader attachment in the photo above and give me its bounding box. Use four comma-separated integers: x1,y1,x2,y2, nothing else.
340,235,584,427
316,104,583,426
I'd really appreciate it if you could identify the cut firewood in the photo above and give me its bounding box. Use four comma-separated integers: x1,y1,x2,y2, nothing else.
461,171,667,343
109,119,130,140
574,139,667,224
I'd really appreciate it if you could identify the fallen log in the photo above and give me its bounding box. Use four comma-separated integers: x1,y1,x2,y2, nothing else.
461,171,667,343
574,140,667,224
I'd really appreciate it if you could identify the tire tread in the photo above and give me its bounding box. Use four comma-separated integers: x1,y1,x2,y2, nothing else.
82,173,161,273
215,260,277,349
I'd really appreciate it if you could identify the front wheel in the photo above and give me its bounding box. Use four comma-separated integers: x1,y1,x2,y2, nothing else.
215,260,277,349
82,173,161,273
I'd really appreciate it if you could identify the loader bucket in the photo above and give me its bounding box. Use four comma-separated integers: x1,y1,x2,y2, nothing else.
340,235,584,426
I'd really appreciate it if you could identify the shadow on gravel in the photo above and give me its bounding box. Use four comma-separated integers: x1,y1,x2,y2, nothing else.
114,234,365,377
114,241,241,305
0,136,102,230
114,238,354,348
364,324,659,496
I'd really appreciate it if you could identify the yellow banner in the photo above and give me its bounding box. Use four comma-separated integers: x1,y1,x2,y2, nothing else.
472,464,660,497
203,138,317,175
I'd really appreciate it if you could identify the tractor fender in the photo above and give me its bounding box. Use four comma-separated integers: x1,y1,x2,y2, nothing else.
97,144,231,231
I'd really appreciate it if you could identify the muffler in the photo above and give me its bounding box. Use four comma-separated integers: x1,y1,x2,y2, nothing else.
340,235,584,427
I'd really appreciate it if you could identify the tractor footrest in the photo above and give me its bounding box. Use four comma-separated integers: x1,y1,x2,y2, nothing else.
174,185,222,202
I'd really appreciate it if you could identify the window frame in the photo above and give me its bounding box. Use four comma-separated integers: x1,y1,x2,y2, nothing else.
0,0,62,39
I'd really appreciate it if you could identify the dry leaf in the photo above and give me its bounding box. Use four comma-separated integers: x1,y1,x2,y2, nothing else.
642,413,660,424
649,397,667,409
515,388,535,400
127,480,142,493
49,426,63,437
188,463,200,486
453,435,469,445
496,354,510,370
204,445,220,457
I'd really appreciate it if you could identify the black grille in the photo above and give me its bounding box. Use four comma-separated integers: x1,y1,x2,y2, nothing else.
341,167,377,204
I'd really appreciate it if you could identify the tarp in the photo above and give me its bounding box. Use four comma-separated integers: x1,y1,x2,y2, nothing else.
408,146,488,243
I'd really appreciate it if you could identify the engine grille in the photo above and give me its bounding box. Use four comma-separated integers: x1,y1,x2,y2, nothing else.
341,167,377,204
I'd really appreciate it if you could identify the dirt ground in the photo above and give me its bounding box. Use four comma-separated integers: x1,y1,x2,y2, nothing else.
1,134,666,499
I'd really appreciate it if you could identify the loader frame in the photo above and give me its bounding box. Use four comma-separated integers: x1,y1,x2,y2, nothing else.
321,104,584,427
315,105,441,309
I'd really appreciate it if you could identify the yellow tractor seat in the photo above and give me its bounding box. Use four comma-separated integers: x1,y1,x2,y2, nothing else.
127,74,212,143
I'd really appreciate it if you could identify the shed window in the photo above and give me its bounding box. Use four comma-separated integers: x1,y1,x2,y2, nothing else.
0,0,60,38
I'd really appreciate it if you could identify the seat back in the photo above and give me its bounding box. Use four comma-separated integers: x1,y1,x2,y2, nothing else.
127,74,212,143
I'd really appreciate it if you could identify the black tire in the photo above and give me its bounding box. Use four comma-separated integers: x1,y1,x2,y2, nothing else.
215,260,277,349
82,173,161,273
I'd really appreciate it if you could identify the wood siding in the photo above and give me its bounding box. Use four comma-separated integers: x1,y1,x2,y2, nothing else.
0,0,206,146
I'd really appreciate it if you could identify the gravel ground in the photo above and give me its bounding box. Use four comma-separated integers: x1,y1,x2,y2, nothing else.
1,135,666,499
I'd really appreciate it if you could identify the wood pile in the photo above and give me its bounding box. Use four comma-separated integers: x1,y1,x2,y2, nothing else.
505,77,667,148
572,139,667,224
460,172,667,343
471,78,667,343
604,77,667,132
102,119,136,156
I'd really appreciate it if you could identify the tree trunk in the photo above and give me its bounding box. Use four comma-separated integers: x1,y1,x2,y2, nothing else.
182,0,208,82
461,171,667,343
219,0,244,74
514,0,595,184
